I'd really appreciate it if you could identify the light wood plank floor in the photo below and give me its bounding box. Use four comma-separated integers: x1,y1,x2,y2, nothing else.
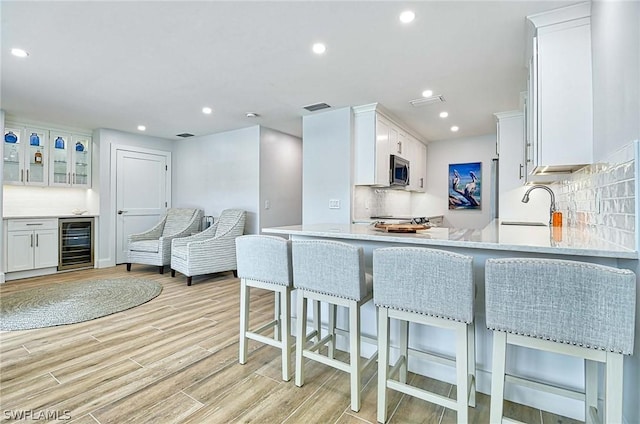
1,265,582,424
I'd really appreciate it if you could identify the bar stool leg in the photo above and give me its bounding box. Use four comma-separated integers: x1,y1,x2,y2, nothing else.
274,291,281,341
295,291,308,387
585,359,598,424
281,286,292,381
313,300,321,343
328,304,337,359
468,323,476,407
377,307,390,423
239,279,250,365
490,331,507,424
349,299,362,412
605,352,624,424
455,323,469,424
399,319,409,384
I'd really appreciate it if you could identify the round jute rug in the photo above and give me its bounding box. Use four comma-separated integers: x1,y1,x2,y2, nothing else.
0,278,162,331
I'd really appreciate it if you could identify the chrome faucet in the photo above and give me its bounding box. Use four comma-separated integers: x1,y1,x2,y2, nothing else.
521,185,556,225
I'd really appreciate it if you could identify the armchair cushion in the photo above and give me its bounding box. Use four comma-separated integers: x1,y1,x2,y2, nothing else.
129,240,159,253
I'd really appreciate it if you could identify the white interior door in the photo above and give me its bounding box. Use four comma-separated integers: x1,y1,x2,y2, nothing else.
116,149,169,263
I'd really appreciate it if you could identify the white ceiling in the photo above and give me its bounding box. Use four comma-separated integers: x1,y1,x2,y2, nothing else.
1,1,575,142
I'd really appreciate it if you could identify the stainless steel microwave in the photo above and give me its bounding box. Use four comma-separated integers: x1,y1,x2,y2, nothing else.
390,155,410,186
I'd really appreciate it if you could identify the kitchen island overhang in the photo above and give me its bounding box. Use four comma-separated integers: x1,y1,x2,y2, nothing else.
263,221,639,422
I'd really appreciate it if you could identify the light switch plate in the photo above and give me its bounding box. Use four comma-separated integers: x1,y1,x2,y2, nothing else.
329,199,340,209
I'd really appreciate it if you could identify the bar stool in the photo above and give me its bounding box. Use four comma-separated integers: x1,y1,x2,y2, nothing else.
373,247,476,424
236,235,294,381
485,258,636,424
292,240,377,412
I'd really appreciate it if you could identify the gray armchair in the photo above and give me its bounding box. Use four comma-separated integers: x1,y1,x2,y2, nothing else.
170,209,246,285
126,208,203,274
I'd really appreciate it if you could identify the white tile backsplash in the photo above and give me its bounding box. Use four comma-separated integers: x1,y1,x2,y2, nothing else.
555,141,637,250
353,186,411,220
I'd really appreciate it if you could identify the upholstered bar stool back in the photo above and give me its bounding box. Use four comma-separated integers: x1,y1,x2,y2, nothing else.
236,235,294,381
373,247,476,424
292,240,376,412
485,258,636,424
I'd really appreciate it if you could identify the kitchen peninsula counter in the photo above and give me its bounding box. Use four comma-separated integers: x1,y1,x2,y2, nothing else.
263,220,638,259
262,220,638,421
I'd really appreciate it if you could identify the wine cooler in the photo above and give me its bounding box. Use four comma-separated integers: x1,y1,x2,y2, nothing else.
58,217,94,271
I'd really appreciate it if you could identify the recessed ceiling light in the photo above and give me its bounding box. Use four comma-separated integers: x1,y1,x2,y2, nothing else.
451,126,459,132
422,90,433,98
312,43,326,55
246,112,259,118
399,11,415,24
11,48,29,58
137,125,146,131
202,107,212,114
440,111,449,118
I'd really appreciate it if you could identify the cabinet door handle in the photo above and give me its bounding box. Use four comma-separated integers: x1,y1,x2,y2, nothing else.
26,223,43,226
30,234,34,247
26,169,29,182
67,172,71,184
117,210,128,215
36,234,39,247
397,142,402,154
73,172,76,184
519,164,524,179
420,177,424,188
21,169,24,182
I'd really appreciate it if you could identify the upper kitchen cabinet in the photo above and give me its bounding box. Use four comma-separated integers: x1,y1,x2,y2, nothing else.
495,111,525,192
526,3,593,174
49,130,92,188
3,125,49,186
407,135,427,192
353,103,426,189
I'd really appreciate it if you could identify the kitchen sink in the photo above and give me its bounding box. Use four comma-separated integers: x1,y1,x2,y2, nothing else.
500,221,547,226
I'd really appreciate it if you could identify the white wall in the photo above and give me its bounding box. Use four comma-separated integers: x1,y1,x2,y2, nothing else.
96,128,174,268
412,134,497,229
302,107,353,224
591,1,640,161
259,127,302,231
171,126,260,234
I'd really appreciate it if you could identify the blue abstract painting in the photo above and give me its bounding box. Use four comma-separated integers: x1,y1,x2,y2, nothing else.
449,162,481,210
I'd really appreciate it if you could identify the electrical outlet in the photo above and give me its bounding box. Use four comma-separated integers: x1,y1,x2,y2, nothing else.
329,199,340,209
264,200,270,210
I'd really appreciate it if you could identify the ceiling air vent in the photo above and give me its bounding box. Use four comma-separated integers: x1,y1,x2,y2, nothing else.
303,102,331,112
176,133,194,138
409,95,445,107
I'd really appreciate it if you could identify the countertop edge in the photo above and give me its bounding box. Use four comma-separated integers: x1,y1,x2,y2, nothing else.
263,225,639,260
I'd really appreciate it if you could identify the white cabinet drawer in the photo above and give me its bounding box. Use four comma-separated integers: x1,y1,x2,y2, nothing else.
7,218,58,231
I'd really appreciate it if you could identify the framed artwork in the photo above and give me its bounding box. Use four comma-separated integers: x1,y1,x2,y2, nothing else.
449,162,481,210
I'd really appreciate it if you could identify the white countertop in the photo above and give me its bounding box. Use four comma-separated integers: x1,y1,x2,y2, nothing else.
3,214,98,219
263,220,638,259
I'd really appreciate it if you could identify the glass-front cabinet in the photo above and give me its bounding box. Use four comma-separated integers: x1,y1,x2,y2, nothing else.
3,126,49,186
72,134,91,187
48,130,91,188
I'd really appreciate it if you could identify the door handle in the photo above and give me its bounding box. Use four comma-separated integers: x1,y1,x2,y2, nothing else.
117,210,127,215
36,234,39,247
26,169,29,182
30,234,34,247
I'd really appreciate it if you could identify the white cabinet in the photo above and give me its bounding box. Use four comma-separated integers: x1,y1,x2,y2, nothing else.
49,130,92,188
407,136,427,192
3,126,49,186
6,219,59,272
527,4,593,173
495,111,525,191
353,103,426,188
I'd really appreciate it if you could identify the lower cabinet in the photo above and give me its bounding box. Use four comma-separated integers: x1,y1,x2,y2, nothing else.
6,219,59,272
